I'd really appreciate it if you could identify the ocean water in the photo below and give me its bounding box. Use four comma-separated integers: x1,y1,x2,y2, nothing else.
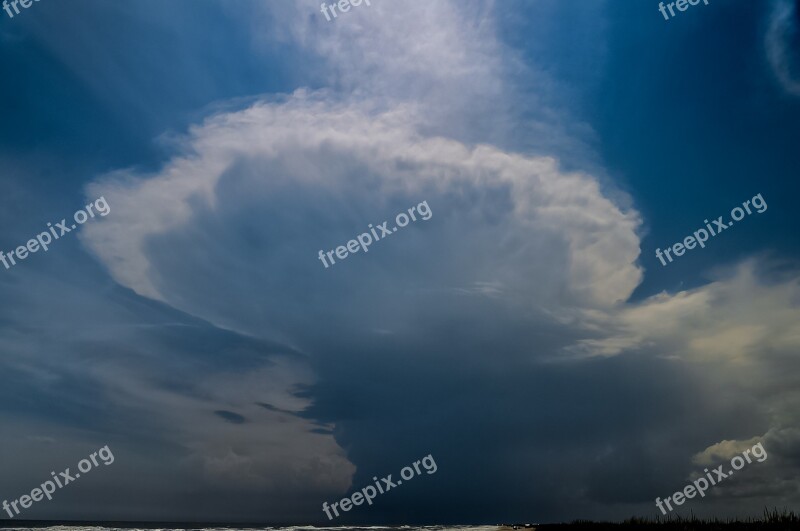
0,527,504,531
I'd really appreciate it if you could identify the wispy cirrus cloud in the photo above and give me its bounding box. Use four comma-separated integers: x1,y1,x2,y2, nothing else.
766,0,800,96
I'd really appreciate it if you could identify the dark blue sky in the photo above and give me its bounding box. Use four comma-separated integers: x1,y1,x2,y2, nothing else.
1,0,799,524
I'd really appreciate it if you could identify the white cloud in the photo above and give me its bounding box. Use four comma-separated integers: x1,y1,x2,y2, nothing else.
80,92,643,333
572,260,800,363
766,0,800,96
693,436,764,466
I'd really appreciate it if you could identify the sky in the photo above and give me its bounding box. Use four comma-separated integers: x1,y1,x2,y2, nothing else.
0,0,799,524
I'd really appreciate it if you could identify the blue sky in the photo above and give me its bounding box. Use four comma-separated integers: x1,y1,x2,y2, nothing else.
1,0,799,524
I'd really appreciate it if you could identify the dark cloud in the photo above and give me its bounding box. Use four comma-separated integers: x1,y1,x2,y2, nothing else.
214,411,247,424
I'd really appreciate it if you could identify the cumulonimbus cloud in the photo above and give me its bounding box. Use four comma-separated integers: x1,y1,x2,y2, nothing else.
79,91,643,329
72,0,800,516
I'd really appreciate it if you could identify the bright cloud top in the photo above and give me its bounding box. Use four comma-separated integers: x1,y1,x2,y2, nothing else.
80,92,643,337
